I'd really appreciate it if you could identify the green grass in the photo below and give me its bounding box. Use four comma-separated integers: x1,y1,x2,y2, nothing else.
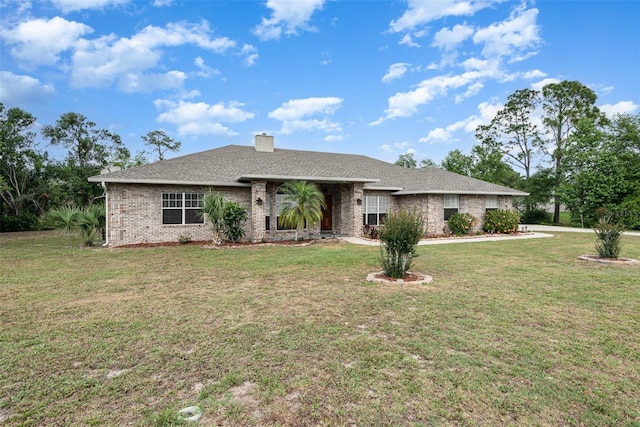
1,231,639,426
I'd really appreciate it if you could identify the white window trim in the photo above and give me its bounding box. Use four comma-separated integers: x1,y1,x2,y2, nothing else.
363,195,389,226
485,195,499,210
162,192,205,225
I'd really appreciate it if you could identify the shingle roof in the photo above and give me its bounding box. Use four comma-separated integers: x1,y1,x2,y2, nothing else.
88,144,528,196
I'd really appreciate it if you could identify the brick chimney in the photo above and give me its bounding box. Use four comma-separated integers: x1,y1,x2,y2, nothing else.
255,133,274,152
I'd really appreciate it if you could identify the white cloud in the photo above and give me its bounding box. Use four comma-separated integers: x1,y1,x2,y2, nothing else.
269,97,342,121
419,127,452,143
324,134,344,142
454,81,484,103
599,101,638,117
70,21,235,90
269,96,343,135
252,0,325,41
118,70,186,93
51,0,129,13
530,77,560,91
0,16,92,66
371,70,493,125
389,0,495,33
522,69,546,80
382,63,410,83
194,57,220,78
0,71,55,105
398,34,420,48
473,7,541,60
432,24,474,51
380,144,393,153
239,44,259,67
152,0,173,6
419,100,501,143
154,99,254,136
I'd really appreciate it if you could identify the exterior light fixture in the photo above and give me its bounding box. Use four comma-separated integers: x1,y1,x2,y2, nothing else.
256,197,263,205
356,198,362,206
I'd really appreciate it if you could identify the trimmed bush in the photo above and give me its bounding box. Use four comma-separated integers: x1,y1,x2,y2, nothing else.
447,212,478,236
378,209,425,279
0,213,43,232
222,201,247,243
483,209,520,234
520,208,551,224
594,209,623,259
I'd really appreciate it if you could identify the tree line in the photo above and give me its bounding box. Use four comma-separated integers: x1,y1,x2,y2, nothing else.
0,104,181,232
394,80,640,229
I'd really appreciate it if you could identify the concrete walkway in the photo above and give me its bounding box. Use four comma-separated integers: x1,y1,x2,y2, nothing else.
524,224,640,237
340,224,640,246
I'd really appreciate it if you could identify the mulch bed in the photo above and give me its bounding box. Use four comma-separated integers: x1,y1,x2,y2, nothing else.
116,239,327,249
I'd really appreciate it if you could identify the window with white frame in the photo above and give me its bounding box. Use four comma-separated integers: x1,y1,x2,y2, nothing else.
162,192,204,225
362,195,389,226
444,194,459,221
485,195,499,212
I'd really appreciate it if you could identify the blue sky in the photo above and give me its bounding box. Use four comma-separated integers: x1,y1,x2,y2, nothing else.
1,0,638,169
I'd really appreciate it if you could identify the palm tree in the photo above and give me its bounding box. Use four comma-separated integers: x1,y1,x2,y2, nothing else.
277,181,326,241
201,191,225,244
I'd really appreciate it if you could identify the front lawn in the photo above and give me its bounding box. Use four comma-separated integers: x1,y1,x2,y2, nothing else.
1,232,639,426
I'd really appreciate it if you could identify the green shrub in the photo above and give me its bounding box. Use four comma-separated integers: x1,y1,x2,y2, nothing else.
520,208,551,224
222,201,247,243
178,233,192,244
378,209,425,279
0,213,43,232
447,212,478,236
594,209,623,258
483,209,520,234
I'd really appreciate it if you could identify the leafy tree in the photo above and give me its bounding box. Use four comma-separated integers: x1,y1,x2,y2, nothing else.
541,80,606,223
559,119,631,227
42,112,127,206
441,149,473,176
608,114,640,229
0,104,49,218
469,144,521,187
277,181,326,241
142,130,181,162
394,152,417,169
476,88,541,179
419,158,440,168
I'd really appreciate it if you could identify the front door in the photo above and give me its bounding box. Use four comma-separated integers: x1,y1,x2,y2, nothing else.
321,195,333,231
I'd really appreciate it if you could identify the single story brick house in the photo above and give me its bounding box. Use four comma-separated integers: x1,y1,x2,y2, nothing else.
89,134,528,247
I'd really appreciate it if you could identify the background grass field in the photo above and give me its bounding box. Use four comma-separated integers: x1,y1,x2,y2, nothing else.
1,231,639,426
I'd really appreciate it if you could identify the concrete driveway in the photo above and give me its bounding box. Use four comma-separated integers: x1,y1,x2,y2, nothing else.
341,224,640,246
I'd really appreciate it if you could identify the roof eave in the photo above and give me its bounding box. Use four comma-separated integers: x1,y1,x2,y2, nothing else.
87,177,251,187
238,174,380,184
391,190,530,196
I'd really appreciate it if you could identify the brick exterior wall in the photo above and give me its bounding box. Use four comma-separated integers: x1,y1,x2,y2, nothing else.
106,183,251,246
106,181,516,246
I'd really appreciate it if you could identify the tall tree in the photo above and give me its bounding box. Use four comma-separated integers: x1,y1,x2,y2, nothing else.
142,130,181,162
558,119,628,227
541,80,605,223
0,104,48,218
469,144,521,187
441,149,473,176
394,152,417,169
476,88,541,179
277,181,326,241
42,112,127,206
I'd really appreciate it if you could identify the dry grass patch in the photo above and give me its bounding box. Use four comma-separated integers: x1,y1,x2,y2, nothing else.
0,231,639,426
